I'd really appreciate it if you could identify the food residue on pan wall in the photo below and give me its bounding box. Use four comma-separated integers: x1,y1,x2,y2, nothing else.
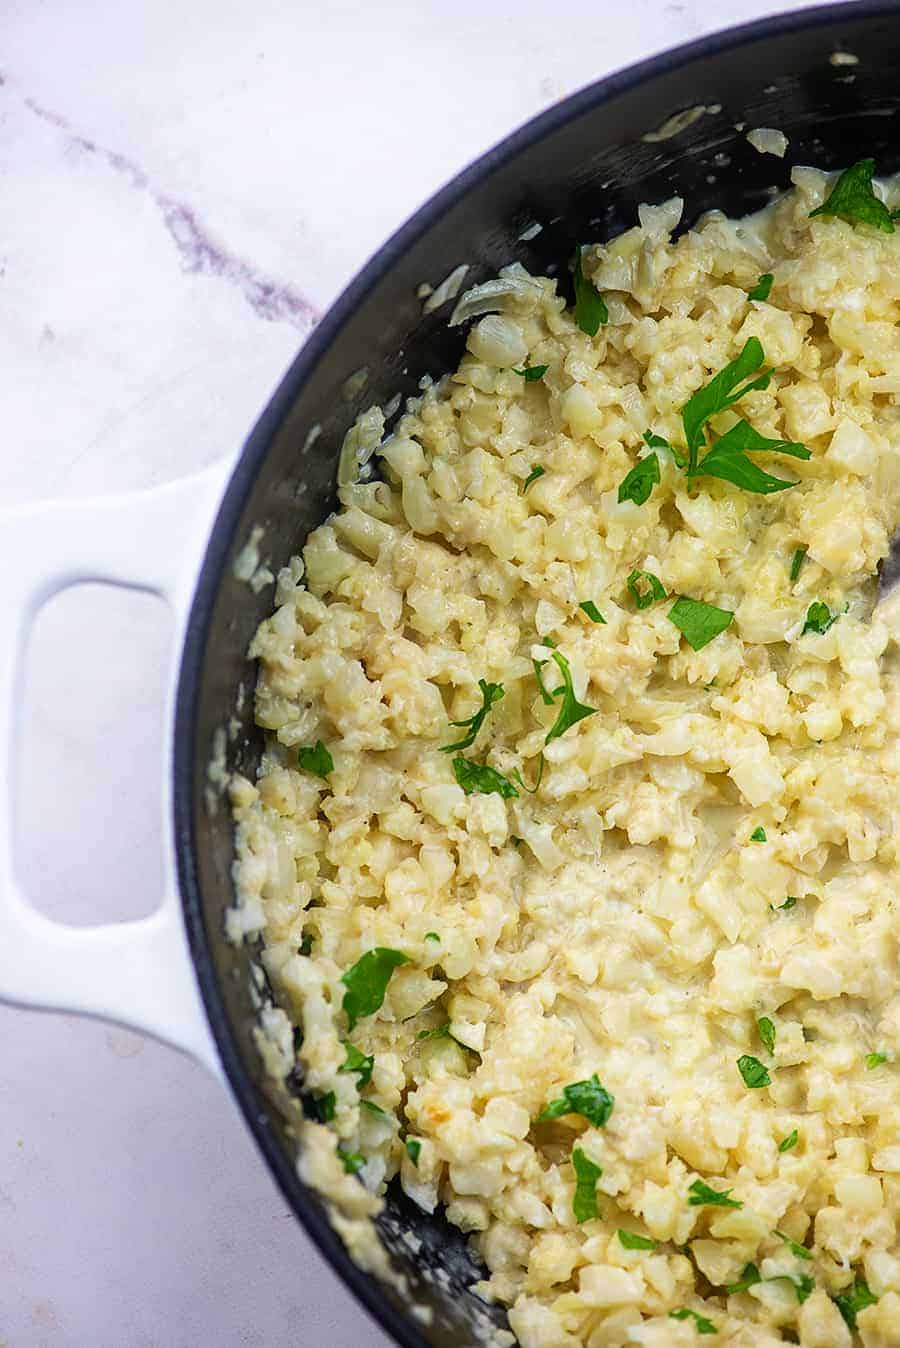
746,126,789,159
422,264,470,314
641,103,721,143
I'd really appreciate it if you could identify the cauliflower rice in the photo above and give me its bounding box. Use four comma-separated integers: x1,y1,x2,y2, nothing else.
230,165,900,1346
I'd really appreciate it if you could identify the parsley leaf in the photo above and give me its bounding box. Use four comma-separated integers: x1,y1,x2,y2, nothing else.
774,1273,815,1304
571,1147,602,1222
866,1051,888,1069
801,601,837,635
405,1138,421,1166
726,1262,761,1294
737,1054,771,1088
688,1179,742,1209
778,1129,799,1153
750,826,767,843
668,1308,717,1335
340,1041,375,1088
425,931,440,943
539,647,597,743
578,600,607,624
416,1022,453,1042
513,363,549,381
757,1016,776,1054
682,338,773,466
618,453,660,506
776,896,798,912
452,756,519,799
298,740,334,779
441,678,505,753
675,341,810,494
618,1229,657,1250
341,948,410,1031
833,1277,878,1330
299,933,314,956
303,1091,336,1123
360,1099,392,1121
415,1020,475,1052
337,1145,366,1175
512,752,545,795
692,418,810,494
533,655,555,704
627,568,667,610
538,1074,614,1127
522,464,545,493
776,1231,813,1261
668,596,734,651
790,545,807,582
725,1256,812,1304
645,428,686,468
748,273,774,301
572,247,608,335
810,159,895,232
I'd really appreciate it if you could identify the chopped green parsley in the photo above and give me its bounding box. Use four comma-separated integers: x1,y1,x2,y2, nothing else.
833,1276,878,1329
776,1230,813,1260
688,1179,742,1209
737,1055,771,1089
790,545,807,581
337,1145,365,1175
668,1308,717,1334
801,601,837,635
617,1229,657,1250
757,1016,776,1054
298,740,334,779
571,1147,602,1222
513,363,548,381
539,1075,614,1127
748,273,773,301
441,678,504,753
533,644,597,743
341,948,410,1031
669,596,734,650
627,569,667,610
726,1262,761,1294
618,453,660,506
810,159,896,232
572,247,608,335
451,756,519,798
340,1041,375,1088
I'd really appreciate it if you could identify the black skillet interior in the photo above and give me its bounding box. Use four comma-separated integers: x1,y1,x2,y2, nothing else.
175,5,900,1345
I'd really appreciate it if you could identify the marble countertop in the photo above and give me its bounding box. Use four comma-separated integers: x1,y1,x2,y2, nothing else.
2,1,829,1343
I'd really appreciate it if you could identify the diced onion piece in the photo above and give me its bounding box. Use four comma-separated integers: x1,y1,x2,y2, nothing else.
422,263,470,314
449,270,545,325
747,127,789,158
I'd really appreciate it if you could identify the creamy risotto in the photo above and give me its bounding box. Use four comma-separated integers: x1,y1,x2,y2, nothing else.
230,162,900,1346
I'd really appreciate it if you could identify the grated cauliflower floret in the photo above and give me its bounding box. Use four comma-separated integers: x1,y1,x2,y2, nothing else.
231,170,900,1347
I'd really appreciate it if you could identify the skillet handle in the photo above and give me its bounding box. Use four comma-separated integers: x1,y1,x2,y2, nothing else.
0,465,231,1079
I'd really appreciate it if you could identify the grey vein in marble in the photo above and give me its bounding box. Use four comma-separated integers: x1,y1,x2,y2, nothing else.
15,83,321,332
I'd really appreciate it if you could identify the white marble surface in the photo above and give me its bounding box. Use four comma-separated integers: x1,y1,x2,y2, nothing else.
2,1,832,1344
